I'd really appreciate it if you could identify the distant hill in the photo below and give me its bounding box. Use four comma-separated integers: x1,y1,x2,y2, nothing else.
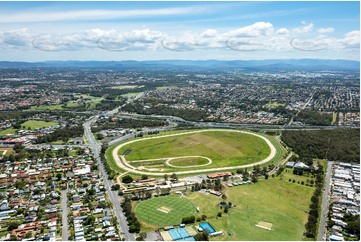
0,59,359,72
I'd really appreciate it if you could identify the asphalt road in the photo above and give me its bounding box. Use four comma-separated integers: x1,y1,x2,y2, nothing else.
84,119,135,241
61,189,69,241
317,161,334,241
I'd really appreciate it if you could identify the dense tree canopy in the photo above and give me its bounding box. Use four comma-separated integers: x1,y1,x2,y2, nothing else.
282,129,359,162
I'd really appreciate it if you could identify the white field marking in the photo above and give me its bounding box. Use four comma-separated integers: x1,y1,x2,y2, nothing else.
255,224,272,230
256,221,273,230
157,206,172,213
112,129,277,176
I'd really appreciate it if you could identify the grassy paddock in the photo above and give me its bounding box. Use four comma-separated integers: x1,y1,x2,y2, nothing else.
21,120,57,130
111,85,143,90
185,178,314,241
0,128,18,137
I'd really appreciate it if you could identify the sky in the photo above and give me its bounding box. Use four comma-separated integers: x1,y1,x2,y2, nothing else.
0,1,359,61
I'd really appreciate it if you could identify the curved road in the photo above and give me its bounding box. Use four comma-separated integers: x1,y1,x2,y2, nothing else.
112,129,277,176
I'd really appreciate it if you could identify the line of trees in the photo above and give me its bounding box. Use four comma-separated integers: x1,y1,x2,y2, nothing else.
304,162,324,239
121,196,141,233
191,178,224,192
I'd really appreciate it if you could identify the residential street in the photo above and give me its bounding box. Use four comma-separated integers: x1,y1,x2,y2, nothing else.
84,118,135,241
317,161,334,241
61,189,69,241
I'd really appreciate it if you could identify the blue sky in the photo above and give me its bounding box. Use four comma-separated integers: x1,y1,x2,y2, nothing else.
0,1,359,61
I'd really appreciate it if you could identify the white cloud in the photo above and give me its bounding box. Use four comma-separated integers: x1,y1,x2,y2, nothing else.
292,23,314,34
317,27,334,34
0,24,359,55
276,28,289,35
201,29,218,38
225,22,274,37
343,31,360,45
0,6,208,23
1,28,34,46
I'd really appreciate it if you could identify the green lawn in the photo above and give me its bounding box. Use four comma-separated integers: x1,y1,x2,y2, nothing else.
121,92,143,97
263,102,286,108
156,86,177,90
282,168,316,184
135,195,196,228
111,85,143,90
21,120,58,130
0,128,18,137
30,104,64,111
169,157,210,167
119,130,271,168
29,96,102,111
331,112,337,125
186,178,314,241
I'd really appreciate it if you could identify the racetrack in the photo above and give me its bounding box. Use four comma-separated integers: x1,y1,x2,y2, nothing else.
111,129,277,176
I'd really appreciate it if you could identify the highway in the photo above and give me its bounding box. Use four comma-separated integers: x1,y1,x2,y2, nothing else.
84,118,135,241
317,161,334,241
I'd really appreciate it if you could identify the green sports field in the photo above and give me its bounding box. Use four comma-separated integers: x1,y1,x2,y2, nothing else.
119,130,271,169
21,120,58,130
186,178,314,241
135,195,196,227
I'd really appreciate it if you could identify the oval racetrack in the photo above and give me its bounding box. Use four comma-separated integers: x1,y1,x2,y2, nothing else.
111,129,277,176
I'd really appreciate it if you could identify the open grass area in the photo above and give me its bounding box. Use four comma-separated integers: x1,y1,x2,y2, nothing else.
121,92,143,97
263,102,286,108
0,128,18,137
169,157,209,167
135,195,196,228
30,96,102,111
111,85,143,90
29,104,64,111
156,86,177,90
21,120,57,130
0,148,14,157
119,130,271,168
331,112,337,125
185,178,314,241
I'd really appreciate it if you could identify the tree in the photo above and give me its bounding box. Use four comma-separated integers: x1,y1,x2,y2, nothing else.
56,173,62,181
111,184,120,190
141,175,148,180
122,175,133,184
171,173,178,181
163,174,168,181
217,212,222,217
194,232,208,241
87,188,95,196
224,206,229,213
8,221,20,231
